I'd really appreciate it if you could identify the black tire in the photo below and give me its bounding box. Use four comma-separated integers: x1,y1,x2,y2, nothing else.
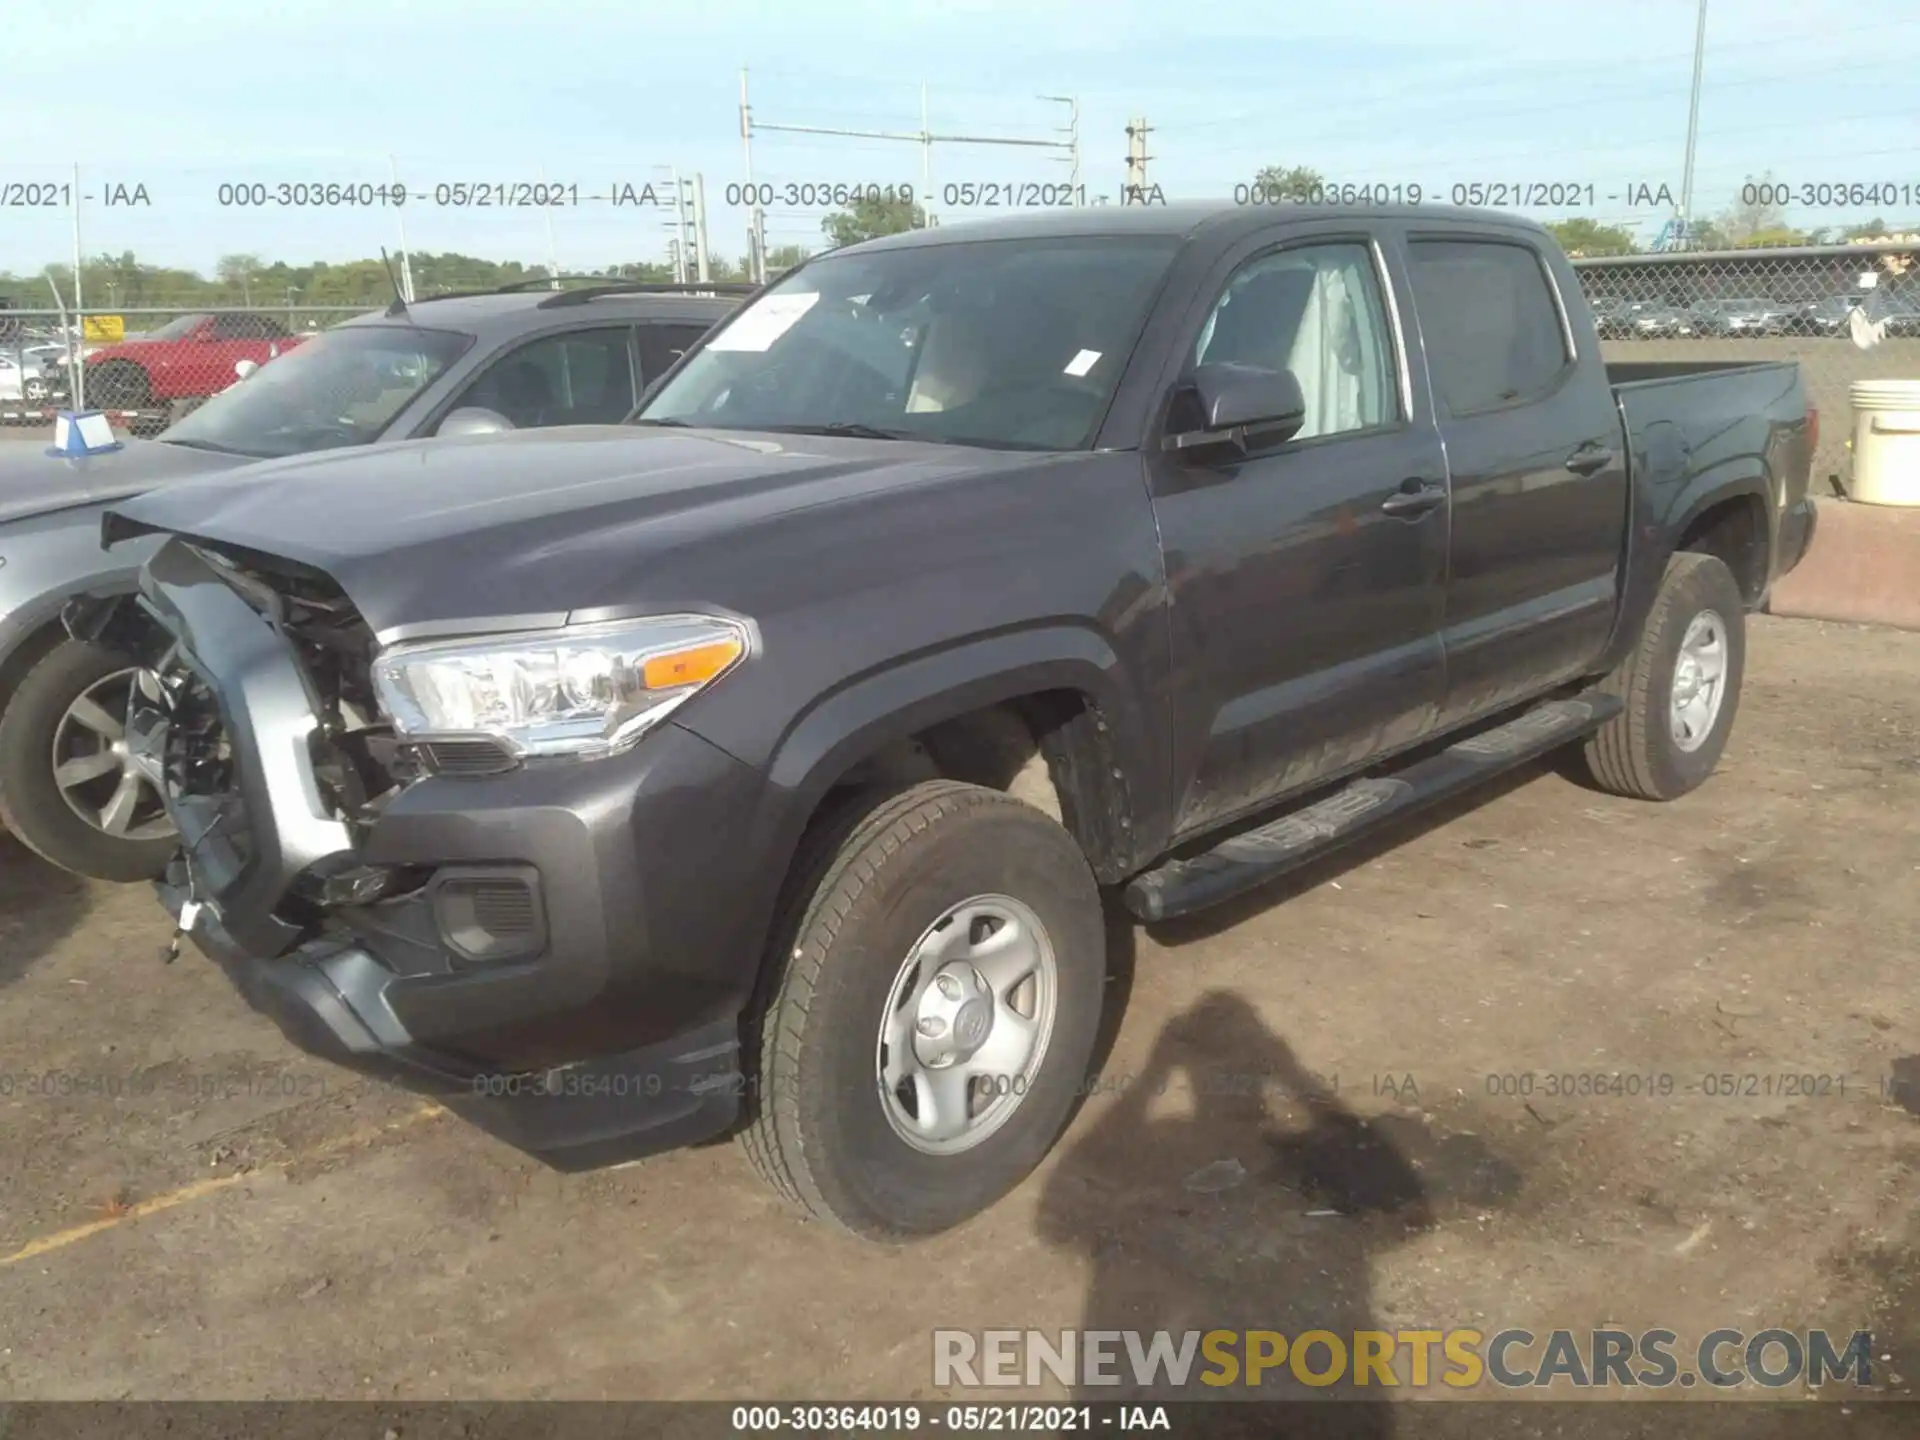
1582,552,1746,801
0,639,176,881
742,779,1107,1239
89,361,151,412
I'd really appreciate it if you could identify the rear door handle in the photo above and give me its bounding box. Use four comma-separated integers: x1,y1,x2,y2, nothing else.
1565,444,1615,476
1380,478,1447,518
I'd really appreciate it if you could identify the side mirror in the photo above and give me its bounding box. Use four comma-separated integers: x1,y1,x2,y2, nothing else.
1167,363,1307,453
437,406,516,438
233,359,259,381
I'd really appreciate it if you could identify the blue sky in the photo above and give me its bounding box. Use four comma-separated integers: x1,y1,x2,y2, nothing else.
2,0,1914,278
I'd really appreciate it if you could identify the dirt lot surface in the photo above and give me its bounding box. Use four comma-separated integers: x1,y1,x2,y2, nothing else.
1,615,1917,1425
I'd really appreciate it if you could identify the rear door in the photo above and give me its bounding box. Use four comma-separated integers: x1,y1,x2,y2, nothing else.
1402,230,1628,729
1146,228,1451,838
431,325,639,431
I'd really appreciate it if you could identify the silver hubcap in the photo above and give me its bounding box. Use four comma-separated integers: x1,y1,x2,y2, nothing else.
876,894,1059,1156
51,668,175,841
1669,610,1729,754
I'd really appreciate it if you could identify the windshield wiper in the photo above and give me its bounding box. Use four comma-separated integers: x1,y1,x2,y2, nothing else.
628,416,692,428
760,422,919,441
157,437,249,455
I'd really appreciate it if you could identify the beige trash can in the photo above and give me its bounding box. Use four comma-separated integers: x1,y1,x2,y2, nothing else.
1848,379,1920,506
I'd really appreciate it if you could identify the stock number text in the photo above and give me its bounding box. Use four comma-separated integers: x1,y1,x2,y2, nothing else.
1235,181,1425,205
217,181,408,208
1744,181,1920,210
727,182,916,208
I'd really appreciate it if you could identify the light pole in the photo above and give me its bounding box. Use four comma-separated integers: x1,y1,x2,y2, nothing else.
1678,0,1709,244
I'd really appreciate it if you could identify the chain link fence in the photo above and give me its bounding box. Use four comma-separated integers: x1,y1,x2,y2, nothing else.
1571,241,1920,490
1,304,374,429
8,240,1920,480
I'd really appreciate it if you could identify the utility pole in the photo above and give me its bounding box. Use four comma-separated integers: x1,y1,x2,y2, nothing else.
745,82,1078,238
692,173,711,282
1679,0,1709,245
69,161,84,409
1039,95,1080,198
739,68,766,283
1125,117,1151,202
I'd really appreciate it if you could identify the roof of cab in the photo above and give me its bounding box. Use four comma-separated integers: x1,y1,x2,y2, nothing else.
834,201,1552,255
336,287,743,336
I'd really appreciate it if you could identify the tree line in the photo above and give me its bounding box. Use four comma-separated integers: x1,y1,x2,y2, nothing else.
2,173,1908,314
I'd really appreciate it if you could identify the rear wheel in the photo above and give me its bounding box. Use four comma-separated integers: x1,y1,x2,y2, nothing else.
88,361,151,413
1582,552,1747,801
741,780,1106,1239
0,640,176,881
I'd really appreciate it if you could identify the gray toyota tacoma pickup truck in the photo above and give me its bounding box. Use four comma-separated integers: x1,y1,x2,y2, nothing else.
82,205,1816,1239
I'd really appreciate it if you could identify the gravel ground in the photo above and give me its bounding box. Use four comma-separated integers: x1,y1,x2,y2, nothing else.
0,615,1916,1432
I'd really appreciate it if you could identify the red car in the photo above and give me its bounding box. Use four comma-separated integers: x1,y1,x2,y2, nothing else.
84,312,308,412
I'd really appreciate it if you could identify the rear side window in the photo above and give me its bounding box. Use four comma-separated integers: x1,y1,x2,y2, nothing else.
1408,240,1570,415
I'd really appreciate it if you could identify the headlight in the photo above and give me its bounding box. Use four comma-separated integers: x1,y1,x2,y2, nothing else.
371,614,749,760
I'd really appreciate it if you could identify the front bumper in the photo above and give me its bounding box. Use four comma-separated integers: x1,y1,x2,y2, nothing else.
136,538,773,1168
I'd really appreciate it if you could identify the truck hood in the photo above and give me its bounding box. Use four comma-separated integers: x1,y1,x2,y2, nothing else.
104,424,1041,638
0,436,256,526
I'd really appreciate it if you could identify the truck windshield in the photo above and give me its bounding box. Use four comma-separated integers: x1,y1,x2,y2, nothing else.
159,324,473,459
635,235,1179,450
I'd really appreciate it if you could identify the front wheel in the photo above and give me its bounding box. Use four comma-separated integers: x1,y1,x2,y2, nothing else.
1582,551,1747,801
0,639,177,880
741,780,1107,1239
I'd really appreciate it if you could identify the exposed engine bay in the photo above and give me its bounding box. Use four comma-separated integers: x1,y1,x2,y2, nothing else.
65,538,418,838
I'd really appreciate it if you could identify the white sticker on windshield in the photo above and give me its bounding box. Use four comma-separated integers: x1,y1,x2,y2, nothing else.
1064,349,1102,377
707,291,821,352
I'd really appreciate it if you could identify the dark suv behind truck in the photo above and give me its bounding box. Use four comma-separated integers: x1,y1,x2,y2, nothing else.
88,205,1816,1239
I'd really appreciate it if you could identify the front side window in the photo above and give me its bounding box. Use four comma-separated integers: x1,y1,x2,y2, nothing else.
1408,239,1571,415
637,236,1180,451
1190,242,1399,441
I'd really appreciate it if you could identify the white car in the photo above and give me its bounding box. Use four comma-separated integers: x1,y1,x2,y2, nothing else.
0,354,51,404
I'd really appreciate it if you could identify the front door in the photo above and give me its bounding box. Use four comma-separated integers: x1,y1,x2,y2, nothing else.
1147,236,1451,838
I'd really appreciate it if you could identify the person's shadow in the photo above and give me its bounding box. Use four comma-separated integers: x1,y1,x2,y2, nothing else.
1037,991,1522,1435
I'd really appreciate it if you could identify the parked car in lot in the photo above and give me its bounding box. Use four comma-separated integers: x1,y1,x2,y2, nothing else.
0,354,50,405
90,204,1815,1239
1797,293,1865,336
1589,295,1633,338
84,311,311,413
1694,297,1796,337
1879,292,1920,337
1623,301,1699,338
0,280,746,880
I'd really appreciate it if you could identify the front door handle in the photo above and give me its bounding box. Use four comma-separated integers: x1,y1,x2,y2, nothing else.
1565,444,1615,476
1380,478,1446,519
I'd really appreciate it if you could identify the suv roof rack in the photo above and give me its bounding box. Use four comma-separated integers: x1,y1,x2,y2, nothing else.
399,276,760,309
534,280,760,308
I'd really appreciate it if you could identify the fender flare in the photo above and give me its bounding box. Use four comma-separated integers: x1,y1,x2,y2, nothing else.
0,569,142,704
734,623,1165,920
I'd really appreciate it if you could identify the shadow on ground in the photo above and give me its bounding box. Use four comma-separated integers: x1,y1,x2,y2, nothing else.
1036,990,1525,1430
0,832,90,989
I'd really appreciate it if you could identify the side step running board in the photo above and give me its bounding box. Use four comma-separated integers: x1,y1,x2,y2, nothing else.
1123,692,1624,923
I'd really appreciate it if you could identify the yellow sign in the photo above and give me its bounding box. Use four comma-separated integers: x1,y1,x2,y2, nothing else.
81,314,125,342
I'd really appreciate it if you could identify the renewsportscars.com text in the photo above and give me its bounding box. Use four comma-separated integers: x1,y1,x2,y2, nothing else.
933,1327,1878,1391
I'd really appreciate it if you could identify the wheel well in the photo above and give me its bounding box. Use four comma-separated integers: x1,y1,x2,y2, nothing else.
821,690,1132,881
0,619,66,717
1677,494,1768,606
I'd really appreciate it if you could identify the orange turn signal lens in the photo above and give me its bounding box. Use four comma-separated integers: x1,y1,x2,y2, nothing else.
642,637,743,690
